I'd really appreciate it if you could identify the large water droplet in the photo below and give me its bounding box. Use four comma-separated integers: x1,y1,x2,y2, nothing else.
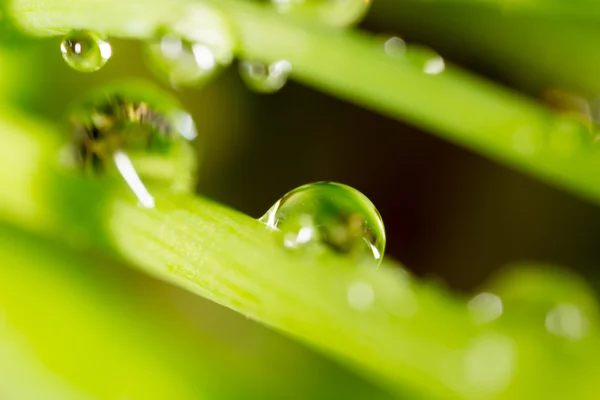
259,182,386,267
68,81,199,203
60,30,112,73
239,60,292,94
144,5,235,88
271,0,372,27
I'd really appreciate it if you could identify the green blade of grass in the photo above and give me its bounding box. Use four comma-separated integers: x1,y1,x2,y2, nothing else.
9,0,600,209
1,108,600,399
0,224,394,400
371,0,600,97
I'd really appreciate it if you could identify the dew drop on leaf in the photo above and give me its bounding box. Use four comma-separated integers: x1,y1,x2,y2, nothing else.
67,81,199,204
259,182,386,267
144,5,236,88
145,33,220,88
239,60,292,94
60,30,112,73
406,45,445,75
383,36,407,58
271,0,372,27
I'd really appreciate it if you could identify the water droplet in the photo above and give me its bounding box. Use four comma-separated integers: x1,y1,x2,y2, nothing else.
406,45,445,75
60,30,112,72
259,182,386,267
271,0,372,27
146,33,218,88
545,303,589,340
468,292,503,325
383,36,406,58
239,60,292,94
144,5,235,88
68,81,199,203
347,280,375,311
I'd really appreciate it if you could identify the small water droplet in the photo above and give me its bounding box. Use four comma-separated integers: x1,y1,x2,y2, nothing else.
146,33,219,88
383,36,406,58
144,5,235,88
271,0,371,27
406,45,445,75
239,60,292,94
545,303,589,340
60,30,112,72
259,182,386,267
68,82,199,202
468,292,503,325
347,280,375,311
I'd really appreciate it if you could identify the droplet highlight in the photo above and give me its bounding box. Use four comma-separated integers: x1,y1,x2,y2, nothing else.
239,60,292,94
60,30,112,73
271,0,372,27
68,82,199,203
260,182,386,267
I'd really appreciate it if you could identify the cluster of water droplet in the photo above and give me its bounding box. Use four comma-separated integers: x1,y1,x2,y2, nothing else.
260,182,386,267
383,36,445,75
67,82,198,207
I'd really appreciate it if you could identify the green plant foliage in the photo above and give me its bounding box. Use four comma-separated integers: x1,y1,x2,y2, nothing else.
1,0,600,399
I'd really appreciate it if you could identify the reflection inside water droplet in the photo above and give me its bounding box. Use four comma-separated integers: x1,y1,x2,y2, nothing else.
259,182,386,267
68,82,199,203
60,30,112,73
239,60,292,94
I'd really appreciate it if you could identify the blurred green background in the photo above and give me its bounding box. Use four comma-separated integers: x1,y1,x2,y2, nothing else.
3,0,600,397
